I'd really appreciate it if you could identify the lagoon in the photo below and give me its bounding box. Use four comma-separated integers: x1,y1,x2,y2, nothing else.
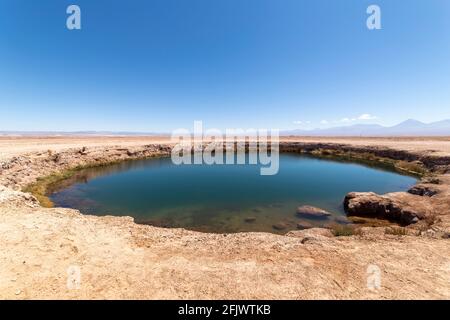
49,154,417,233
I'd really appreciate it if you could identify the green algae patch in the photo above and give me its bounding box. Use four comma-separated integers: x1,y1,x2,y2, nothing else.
394,160,428,176
23,162,128,208
23,167,84,207
305,148,428,177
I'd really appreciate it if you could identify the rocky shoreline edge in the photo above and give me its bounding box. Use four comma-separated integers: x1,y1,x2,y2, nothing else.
1,141,449,238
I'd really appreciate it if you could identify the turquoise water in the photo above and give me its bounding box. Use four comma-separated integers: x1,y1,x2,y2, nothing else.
49,154,417,234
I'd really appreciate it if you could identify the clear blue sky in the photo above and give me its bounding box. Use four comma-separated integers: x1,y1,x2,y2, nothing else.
1,0,449,132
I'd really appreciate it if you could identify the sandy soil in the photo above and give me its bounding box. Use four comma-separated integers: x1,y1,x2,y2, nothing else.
0,136,171,161
0,136,449,299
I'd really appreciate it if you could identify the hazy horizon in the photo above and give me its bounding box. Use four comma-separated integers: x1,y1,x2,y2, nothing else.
1,118,450,136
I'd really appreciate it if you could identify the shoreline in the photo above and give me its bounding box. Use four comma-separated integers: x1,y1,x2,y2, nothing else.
0,136,449,299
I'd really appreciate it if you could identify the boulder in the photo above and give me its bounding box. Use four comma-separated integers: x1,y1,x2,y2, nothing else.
408,184,439,197
343,192,431,225
296,205,331,219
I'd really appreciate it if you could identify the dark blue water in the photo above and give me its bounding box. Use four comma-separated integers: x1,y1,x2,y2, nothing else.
49,154,417,233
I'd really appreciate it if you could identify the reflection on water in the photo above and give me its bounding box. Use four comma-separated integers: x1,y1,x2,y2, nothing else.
49,154,417,234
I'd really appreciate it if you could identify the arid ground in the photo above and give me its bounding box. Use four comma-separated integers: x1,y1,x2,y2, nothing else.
0,136,449,299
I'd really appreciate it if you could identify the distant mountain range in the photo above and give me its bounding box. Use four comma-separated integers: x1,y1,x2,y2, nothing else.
282,119,450,136
1,119,450,137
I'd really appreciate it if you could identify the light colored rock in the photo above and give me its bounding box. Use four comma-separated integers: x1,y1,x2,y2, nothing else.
296,205,331,218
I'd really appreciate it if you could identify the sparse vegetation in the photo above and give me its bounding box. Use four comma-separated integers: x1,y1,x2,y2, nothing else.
330,224,361,237
23,169,79,207
23,163,114,208
394,160,427,175
302,149,427,177
385,226,408,236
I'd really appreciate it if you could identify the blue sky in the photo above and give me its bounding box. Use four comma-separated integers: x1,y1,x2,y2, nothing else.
1,0,449,132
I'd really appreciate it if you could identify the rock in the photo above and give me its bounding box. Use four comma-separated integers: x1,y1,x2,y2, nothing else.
52,153,62,163
296,205,331,219
79,146,88,155
272,222,288,230
343,192,430,225
300,237,315,244
126,149,136,156
344,192,390,215
244,217,256,223
296,221,314,230
408,184,439,197
1,161,11,169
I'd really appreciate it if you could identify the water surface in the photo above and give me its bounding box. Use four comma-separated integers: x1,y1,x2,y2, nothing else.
49,154,417,233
